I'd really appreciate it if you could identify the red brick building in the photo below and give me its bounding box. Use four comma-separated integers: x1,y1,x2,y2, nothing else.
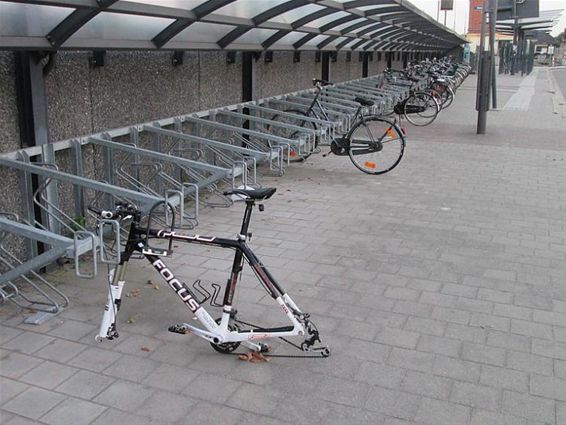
468,0,484,34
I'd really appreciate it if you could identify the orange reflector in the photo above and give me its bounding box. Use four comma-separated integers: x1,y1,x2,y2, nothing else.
386,128,396,138
289,151,297,157
364,161,376,169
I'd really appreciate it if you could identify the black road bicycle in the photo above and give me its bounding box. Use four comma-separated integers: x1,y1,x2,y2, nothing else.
268,79,406,175
92,189,330,358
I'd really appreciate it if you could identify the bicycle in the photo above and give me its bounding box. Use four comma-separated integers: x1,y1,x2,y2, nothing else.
91,189,330,358
380,69,440,127
269,79,406,175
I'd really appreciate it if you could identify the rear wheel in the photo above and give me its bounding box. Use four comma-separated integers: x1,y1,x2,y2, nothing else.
346,116,405,175
267,110,317,162
440,86,454,109
403,92,439,127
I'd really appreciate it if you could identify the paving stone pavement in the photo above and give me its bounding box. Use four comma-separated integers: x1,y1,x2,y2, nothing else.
1,68,566,425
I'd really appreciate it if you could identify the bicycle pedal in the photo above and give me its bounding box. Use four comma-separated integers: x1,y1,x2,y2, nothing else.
168,324,189,335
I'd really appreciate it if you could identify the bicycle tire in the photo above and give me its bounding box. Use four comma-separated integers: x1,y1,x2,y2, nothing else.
440,86,454,109
403,91,439,127
346,116,405,175
267,109,317,162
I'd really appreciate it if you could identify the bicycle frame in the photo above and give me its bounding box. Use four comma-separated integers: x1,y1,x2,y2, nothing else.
96,200,324,354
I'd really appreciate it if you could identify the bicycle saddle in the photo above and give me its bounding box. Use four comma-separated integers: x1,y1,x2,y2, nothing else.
224,187,277,201
355,97,374,107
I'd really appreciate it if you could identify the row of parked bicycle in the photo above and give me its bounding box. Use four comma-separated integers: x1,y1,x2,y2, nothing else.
268,58,471,174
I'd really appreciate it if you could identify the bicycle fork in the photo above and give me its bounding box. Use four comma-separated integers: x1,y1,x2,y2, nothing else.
96,263,127,341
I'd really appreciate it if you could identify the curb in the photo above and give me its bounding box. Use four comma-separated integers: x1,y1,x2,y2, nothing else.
548,68,566,118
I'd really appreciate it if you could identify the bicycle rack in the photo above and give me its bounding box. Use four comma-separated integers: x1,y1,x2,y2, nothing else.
143,122,263,191
0,214,72,323
244,103,335,145
0,69,432,322
86,135,233,229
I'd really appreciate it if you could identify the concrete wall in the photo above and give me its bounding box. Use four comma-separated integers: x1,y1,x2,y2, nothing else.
332,52,363,83
256,51,320,99
1,49,396,150
0,52,24,218
0,48,393,225
44,51,242,141
0,52,20,152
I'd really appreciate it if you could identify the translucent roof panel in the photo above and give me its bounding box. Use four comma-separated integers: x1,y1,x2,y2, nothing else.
341,38,362,49
169,22,236,43
0,3,74,37
302,35,331,47
306,11,350,28
323,36,349,49
344,22,381,36
119,0,209,9
268,4,326,24
214,0,290,19
331,17,367,33
233,28,279,45
270,31,311,47
72,12,174,41
366,25,397,38
356,5,400,12
0,0,467,50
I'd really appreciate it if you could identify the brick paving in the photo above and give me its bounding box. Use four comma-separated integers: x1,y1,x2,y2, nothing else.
1,68,566,425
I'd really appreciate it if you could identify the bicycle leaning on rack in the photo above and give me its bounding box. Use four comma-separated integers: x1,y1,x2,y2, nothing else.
268,78,406,175
380,69,441,127
91,188,330,358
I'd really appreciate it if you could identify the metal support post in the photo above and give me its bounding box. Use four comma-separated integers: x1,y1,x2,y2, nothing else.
476,0,489,134
489,0,498,109
14,52,49,149
13,51,51,257
242,51,255,102
362,52,369,78
322,51,330,82
242,51,256,148
511,0,518,75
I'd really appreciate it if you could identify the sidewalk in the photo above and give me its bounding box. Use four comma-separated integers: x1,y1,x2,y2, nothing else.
1,68,566,425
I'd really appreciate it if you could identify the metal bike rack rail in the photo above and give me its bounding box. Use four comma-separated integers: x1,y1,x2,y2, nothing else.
0,215,70,322
0,70,434,316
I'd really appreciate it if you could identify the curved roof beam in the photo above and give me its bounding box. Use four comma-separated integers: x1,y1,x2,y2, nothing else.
351,38,374,50
317,34,341,49
319,15,360,32
293,32,319,49
339,1,450,43
335,36,359,50
362,6,406,16
153,0,236,48
341,20,383,35
218,0,310,49
361,24,398,38
343,0,392,8
374,28,408,44
292,8,336,29
262,30,290,49
46,0,117,48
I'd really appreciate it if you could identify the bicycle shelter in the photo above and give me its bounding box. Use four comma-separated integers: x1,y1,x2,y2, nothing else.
0,0,466,317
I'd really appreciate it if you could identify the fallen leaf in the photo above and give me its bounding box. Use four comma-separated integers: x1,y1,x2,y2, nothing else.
127,288,141,298
238,351,271,363
140,346,150,352
238,353,253,361
152,284,160,290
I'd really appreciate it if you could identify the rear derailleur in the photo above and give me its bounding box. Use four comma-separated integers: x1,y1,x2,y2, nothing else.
297,313,330,357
